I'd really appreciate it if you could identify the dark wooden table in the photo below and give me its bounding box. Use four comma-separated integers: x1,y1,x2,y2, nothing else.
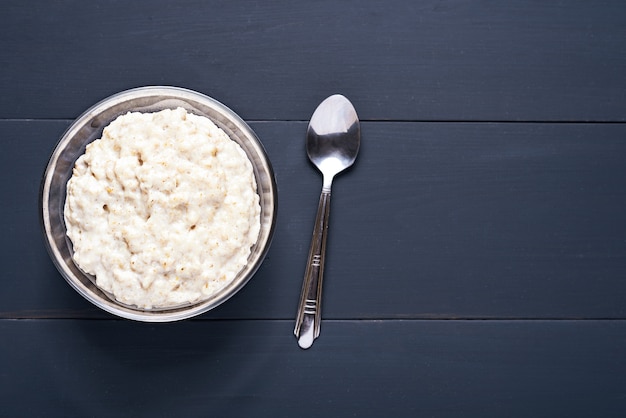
2,1,626,416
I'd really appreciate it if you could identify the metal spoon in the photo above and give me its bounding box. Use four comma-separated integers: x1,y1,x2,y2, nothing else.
294,94,361,349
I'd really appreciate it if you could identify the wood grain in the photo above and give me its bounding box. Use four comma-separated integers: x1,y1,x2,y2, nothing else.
3,120,625,319
0,0,624,121
2,1,626,415
1,319,625,417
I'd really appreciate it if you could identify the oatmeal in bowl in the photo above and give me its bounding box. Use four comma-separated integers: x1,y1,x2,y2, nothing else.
41,87,277,321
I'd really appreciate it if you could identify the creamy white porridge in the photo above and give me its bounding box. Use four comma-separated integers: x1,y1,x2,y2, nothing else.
64,107,261,309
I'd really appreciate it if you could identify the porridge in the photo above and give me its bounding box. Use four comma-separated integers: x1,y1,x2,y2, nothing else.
64,107,261,309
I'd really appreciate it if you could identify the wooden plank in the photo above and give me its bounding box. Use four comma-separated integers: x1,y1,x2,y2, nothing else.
2,120,626,319
0,0,625,121
1,319,625,417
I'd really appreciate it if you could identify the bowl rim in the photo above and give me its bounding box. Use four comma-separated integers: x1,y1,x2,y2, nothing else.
40,86,277,322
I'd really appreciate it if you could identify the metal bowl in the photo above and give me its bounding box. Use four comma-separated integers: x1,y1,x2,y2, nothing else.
40,86,277,322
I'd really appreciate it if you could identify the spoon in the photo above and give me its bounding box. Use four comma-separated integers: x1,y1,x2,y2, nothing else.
294,94,361,349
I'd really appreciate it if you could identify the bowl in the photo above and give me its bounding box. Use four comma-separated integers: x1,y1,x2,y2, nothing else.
40,86,277,322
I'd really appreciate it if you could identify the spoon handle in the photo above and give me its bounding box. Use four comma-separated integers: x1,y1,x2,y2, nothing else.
294,189,331,349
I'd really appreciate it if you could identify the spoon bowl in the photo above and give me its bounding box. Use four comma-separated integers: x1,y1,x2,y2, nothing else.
307,95,361,189
294,94,360,349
